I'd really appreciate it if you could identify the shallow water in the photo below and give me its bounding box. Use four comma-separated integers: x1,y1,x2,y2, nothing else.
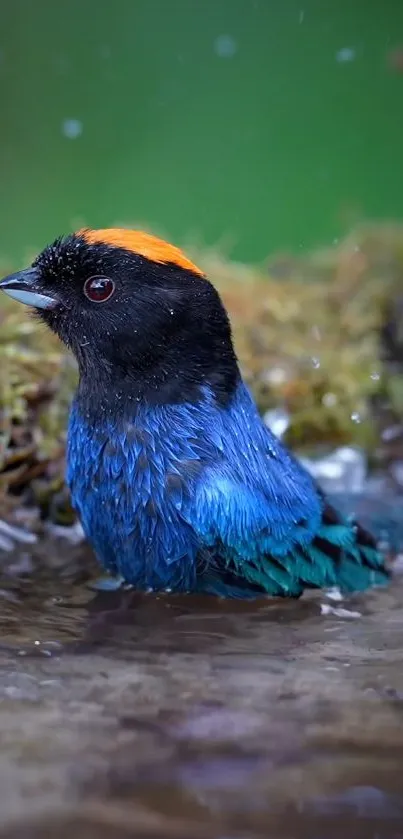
1,528,403,838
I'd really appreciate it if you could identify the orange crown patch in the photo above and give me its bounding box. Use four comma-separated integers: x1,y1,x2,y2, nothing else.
79,228,204,277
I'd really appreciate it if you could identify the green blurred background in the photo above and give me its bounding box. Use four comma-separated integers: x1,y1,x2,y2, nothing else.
2,0,403,264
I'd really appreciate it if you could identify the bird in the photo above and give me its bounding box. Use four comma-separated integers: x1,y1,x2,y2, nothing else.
0,228,389,598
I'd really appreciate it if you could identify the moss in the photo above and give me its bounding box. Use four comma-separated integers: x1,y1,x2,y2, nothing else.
1,222,403,515
0,294,76,516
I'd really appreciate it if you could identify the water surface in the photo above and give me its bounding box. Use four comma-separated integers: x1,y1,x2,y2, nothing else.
1,529,403,838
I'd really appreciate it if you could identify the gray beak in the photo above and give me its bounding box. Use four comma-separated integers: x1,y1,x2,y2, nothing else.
0,267,57,310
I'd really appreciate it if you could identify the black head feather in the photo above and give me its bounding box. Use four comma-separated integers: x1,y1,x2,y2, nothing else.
32,233,239,411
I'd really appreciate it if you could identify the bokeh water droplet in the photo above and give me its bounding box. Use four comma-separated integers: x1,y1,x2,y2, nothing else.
322,392,337,408
263,366,288,386
62,118,83,139
214,35,238,58
336,47,356,63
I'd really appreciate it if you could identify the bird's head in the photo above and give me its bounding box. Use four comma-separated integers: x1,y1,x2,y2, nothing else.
0,229,238,407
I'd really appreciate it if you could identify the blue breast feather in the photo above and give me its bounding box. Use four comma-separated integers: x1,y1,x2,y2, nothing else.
66,382,387,597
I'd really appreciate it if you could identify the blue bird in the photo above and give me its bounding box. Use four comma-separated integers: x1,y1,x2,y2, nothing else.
0,228,389,598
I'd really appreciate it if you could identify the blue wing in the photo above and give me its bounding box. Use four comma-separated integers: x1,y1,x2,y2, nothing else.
187,383,387,597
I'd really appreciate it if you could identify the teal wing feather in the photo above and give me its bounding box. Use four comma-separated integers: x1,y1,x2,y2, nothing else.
187,384,389,597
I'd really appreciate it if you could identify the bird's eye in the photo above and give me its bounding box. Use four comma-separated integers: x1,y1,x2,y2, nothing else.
83,276,115,303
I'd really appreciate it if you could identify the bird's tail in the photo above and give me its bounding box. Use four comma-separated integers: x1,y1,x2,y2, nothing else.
197,500,390,599
308,501,390,593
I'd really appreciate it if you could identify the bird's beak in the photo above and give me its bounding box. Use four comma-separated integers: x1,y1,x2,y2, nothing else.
0,267,57,310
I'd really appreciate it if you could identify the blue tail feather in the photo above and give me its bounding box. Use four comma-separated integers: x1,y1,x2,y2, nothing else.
197,502,389,599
